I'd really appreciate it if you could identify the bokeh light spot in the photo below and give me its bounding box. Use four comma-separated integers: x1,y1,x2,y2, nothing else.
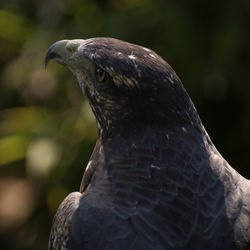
26,138,61,177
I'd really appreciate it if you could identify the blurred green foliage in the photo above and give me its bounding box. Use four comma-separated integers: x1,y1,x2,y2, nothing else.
0,0,249,249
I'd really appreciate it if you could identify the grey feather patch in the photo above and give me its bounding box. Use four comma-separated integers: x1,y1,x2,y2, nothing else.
49,192,81,250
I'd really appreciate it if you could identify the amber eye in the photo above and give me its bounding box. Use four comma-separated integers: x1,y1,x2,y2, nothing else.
95,67,107,83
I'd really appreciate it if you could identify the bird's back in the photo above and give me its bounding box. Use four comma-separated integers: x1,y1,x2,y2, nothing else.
68,128,248,250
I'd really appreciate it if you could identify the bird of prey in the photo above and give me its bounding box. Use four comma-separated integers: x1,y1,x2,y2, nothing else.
45,38,250,250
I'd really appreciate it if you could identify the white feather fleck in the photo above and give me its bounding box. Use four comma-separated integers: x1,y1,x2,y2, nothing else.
128,54,136,60
143,47,150,52
169,73,175,84
182,127,187,133
151,164,161,170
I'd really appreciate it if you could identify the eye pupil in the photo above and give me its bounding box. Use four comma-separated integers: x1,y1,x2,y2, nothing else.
95,67,106,82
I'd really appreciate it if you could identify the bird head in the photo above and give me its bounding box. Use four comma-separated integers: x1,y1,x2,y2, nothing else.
46,38,200,138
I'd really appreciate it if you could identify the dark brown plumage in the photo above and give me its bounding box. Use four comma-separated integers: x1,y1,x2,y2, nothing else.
46,38,250,250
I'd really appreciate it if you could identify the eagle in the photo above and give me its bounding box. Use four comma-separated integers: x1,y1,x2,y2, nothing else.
45,38,250,250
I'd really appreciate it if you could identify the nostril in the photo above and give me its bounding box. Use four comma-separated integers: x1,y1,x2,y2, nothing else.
66,43,78,53
65,40,83,53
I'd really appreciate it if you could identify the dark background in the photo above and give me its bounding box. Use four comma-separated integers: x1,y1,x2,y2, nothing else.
0,0,249,249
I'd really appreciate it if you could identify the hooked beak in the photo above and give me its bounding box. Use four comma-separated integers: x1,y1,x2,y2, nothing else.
45,40,69,68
